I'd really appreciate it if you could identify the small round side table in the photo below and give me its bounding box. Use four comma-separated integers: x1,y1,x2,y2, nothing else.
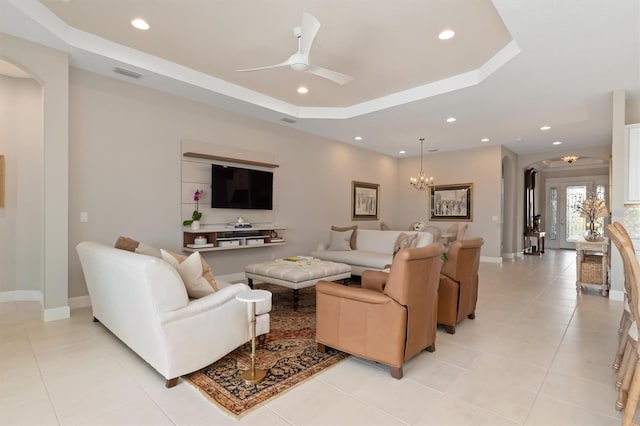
235,289,271,385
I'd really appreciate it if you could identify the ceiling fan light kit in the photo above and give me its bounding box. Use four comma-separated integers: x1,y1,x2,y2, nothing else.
238,13,354,85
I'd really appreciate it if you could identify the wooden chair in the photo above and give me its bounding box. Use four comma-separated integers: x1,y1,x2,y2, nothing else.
613,222,637,370
607,224,640,419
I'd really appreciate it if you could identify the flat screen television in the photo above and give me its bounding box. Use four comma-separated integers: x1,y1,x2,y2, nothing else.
211,164,273,210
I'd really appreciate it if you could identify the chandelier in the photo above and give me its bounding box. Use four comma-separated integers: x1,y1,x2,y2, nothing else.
409,138,434,190
561,155,579,164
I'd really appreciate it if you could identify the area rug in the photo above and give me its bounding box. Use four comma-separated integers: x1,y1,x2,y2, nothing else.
184,283,349,417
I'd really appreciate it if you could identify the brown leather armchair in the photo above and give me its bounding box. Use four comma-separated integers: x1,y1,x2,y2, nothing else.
438,237,484,334
315,243,444,379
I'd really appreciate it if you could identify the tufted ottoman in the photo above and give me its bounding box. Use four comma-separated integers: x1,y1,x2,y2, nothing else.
245,258,351,310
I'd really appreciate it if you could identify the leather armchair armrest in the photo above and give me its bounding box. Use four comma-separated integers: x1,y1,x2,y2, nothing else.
361,270,389,292
316,281,391,304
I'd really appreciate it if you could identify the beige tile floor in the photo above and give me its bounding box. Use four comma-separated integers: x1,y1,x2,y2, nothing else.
0,249,634,425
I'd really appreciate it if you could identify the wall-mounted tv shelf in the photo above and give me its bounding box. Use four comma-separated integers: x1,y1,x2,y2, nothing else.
183,225,286,252
182,152,279,168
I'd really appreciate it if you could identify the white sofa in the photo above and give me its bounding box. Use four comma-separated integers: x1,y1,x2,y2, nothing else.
311,229,435,275
76,241,270,387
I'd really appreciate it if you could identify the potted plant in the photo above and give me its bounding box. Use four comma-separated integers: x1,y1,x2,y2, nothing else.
183,189,203,230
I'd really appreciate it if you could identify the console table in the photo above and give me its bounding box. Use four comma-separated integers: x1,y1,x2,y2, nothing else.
523,231,546,255
576,238,609,297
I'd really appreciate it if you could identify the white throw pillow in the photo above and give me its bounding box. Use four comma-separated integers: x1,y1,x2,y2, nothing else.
160,249,215,299
328,230,353,251
135,242,162,258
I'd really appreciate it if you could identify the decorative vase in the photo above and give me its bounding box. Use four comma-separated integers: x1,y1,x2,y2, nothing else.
191,220,200,231
584,221,602,242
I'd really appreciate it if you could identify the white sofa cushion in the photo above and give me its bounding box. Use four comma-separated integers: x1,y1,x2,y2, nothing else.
313,249,392,270
356,230,405,253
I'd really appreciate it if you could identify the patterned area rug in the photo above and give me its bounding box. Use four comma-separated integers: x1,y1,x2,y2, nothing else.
185,283,349,417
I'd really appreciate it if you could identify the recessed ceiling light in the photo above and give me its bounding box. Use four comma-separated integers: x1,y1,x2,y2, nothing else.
297,86,308,94
553,141,563,145
540,125,551,131
399,150,406,154
354,136,363,141
131,18,149,30
481,138,490,142
446,117,456,123
438,29,455,40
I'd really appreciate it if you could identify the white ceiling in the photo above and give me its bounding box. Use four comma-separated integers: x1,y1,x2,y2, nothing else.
0,0,638,159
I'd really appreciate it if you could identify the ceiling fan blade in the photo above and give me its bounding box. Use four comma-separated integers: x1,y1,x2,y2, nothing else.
306,66,354,85
300,13,320,57
238,57,294,72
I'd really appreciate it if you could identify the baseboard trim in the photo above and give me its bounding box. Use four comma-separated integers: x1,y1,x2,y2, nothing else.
69,295,91,309
43,306,70,322
609,290,625,302
480,256,503,264
0,290,42,303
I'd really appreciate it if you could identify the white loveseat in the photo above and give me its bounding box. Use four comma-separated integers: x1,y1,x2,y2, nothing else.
76,241,270,387
311,229,435,275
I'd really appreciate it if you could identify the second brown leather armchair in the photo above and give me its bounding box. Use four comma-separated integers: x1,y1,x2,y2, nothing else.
438,237,484,334
315,243,444,379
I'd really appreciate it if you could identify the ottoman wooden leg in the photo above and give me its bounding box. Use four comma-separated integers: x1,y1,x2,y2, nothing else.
247,278,254,289
293,289,299,311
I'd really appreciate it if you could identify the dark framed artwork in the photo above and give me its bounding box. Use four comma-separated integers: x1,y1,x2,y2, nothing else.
429,183,473,221
352,181,379,220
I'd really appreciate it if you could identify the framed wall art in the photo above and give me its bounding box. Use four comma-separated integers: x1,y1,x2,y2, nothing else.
429,183,473,221
352,181,379,220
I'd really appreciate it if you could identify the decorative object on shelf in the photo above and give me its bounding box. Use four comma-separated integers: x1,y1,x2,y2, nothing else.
561,155,579,164
409,138,434,190
413,220,426,231
573,192,608,241
183,189,203,227
429,183,473,221
194,236,207,245
352,181,379,220
533,214,542,232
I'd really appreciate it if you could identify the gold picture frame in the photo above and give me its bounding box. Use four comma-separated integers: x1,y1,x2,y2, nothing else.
429,183,473,221
352,181,379,220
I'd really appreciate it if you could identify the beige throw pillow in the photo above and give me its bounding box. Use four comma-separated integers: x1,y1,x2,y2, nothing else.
161,250,216,298
331,225,358,249
328,230,353,251
394,232,417,256
135,242,162,258
115,236,140,252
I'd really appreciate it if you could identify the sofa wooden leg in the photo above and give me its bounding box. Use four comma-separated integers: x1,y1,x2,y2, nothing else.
390,366,403,379
92,317,99,323
317,343,327,353
468,312,476,320
165,378,179,388
445,325,456,334
425,343,436,352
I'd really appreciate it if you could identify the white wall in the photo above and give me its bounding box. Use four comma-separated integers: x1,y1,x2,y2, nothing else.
396,145,503,260
0,34,69,320
0,75,43,294
67,68,399,297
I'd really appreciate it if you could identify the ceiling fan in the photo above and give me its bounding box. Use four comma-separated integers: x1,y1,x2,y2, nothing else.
239,13,354,86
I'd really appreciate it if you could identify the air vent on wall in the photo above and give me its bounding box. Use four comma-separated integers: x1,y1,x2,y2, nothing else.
280,117,296,124
114,67,143,79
